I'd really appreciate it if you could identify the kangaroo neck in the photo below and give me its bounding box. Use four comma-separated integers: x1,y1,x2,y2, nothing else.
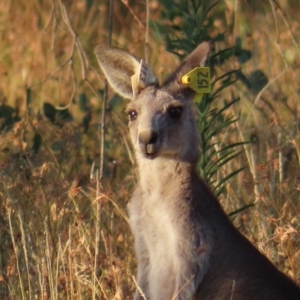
136,154,195,195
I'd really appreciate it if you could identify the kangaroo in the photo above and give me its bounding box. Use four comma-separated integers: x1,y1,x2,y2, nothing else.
95,42,300,300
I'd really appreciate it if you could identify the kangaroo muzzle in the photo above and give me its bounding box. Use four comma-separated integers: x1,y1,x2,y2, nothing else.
138,130,159,156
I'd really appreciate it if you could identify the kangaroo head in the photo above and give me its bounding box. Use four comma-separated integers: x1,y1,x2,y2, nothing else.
95,43,210,163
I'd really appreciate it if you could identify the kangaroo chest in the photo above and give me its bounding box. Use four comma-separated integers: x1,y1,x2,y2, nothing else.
130,188,185,260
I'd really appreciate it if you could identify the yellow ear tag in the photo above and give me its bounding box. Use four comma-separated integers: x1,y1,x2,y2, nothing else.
181,67,211,103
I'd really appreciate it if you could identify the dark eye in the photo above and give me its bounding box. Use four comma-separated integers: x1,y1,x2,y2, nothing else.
128,110,138,121
168,107,183,119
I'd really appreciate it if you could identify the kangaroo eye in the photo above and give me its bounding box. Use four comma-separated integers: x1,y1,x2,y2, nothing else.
168,107,183,119
128,110,138,121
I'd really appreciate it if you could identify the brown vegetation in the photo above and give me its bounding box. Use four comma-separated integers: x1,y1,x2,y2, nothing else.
0,0,300,299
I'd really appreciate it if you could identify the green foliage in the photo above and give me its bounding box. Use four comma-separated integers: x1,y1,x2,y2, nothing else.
234,38,268,94
1,1,300,297
159,0,218,56
158,0,248,196
43,102,57,123
32,132,42,154
43,102,73,126
0,104,20,132
234,37,252,63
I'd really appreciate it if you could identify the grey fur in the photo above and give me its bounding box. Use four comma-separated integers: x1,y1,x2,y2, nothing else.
95,42,300,300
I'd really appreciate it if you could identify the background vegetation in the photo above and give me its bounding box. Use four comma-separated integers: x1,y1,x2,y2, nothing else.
0,0,300,299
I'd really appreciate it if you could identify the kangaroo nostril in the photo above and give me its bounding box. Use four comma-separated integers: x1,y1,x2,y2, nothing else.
139,131,158,145
149,132,158,144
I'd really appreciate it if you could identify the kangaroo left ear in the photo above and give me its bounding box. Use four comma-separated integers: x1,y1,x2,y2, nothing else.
95,44,157,100
162,42,210,97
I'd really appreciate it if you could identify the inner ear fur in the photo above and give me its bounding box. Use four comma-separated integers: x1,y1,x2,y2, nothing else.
95,44,141,100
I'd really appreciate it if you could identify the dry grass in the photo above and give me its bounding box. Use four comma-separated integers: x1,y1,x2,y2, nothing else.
0,0,300,299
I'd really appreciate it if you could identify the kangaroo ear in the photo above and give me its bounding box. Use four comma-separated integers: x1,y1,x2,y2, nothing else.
162,42,210,95
95,45,157,100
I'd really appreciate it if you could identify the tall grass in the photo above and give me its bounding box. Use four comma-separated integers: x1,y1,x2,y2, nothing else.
0,0,300,299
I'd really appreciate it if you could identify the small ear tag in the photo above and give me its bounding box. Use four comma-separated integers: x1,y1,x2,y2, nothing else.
138,59,157,88
182,67,211,103
131,60,157,98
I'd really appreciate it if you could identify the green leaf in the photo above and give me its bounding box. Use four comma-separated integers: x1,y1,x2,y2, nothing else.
0,105,14,118
109,94,122,110
214,166,247,190
205,116,238,140
213,69,241,84
235,37,242,49
207,97,240,125
211,79,238,99
235,49,252,64
26,87,31,109
79,93,88,112
57,108,73,122
228,203,255,217
207,150,245,179
249,70,268,94
210,47,235,65
216,141,250,153
43,102,56,123
51,141,65,151
32,133,42,154
214,185,225,197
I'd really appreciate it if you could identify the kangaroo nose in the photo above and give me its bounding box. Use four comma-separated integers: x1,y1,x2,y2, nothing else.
138,131,158,155
139,131,158,145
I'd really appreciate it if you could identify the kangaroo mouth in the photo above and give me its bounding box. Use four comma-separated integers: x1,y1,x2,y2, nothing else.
138,143,159,159
146,144,157,155
145,152,158,159
144,147,159,159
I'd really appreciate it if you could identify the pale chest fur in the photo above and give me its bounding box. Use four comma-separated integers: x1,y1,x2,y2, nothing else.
129,187,183,261
129,187,191,299
129,158,194,260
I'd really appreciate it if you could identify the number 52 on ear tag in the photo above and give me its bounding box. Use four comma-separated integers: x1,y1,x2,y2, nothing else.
182,67,211,103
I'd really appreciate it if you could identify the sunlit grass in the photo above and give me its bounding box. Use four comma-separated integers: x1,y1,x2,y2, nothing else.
0,0,300,298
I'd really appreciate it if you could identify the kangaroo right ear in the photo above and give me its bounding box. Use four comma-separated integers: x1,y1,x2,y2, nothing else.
95,45,157,100
162,42,210,97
